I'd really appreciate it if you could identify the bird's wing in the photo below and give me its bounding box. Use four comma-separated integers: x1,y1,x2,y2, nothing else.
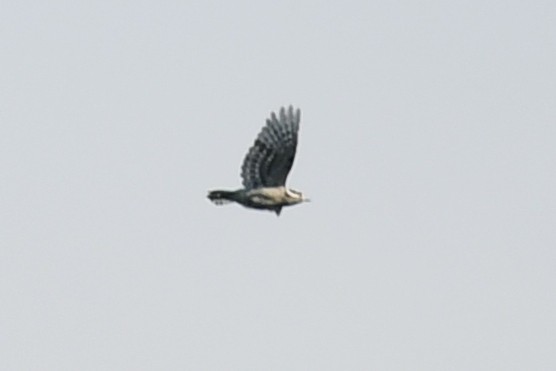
241,106,300,189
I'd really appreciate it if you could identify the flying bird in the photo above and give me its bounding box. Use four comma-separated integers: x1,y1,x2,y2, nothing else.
207,106,309,216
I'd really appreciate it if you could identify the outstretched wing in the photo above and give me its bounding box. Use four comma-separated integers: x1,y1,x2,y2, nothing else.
241,106,300,189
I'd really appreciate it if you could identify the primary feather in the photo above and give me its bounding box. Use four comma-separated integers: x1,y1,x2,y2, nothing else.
241,106,300,189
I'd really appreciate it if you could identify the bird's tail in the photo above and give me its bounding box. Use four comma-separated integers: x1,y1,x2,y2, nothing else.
207,190,237,205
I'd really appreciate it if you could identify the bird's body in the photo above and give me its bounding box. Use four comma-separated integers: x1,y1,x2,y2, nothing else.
207,106,308,216
208,186,304,215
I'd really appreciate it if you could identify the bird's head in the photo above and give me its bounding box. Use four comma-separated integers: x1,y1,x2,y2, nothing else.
285,188,310,203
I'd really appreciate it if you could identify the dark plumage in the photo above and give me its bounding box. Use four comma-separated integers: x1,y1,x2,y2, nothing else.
207,106,308,216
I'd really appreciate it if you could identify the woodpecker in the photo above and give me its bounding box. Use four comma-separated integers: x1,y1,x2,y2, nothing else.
207,106,309,216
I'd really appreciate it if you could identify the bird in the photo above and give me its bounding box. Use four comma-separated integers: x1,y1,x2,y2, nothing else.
207,106,309,216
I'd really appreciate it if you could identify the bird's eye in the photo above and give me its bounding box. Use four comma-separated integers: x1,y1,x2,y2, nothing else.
287,189,302,198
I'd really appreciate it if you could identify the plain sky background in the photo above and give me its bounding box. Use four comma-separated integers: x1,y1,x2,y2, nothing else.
2,1,555,370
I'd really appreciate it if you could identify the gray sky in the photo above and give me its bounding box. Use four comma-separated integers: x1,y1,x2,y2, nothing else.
2,1,555,370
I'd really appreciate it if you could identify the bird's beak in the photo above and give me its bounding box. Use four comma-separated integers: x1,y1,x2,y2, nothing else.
303,197,311,202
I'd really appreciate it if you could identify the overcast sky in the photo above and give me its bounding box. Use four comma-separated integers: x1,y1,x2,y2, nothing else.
2,1,555,370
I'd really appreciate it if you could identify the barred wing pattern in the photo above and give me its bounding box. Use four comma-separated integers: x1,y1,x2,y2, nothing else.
241,106,300,189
